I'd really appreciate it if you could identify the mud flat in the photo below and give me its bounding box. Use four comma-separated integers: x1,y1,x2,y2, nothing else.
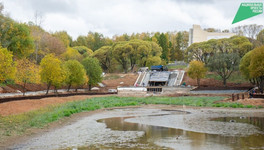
5,106,264,150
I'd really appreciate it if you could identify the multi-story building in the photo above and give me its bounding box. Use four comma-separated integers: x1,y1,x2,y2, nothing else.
188,25,236,46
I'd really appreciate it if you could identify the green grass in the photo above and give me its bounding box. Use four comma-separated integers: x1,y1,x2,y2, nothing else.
205,71,249,84
167,65,188,70
0,96,260,140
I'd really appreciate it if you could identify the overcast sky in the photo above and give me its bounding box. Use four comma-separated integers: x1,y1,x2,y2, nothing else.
1,0,264,39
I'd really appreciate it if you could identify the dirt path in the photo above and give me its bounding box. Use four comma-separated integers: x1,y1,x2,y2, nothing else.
0,95,114,116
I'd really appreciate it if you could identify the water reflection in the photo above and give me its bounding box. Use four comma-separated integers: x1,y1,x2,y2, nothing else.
94,115,264,150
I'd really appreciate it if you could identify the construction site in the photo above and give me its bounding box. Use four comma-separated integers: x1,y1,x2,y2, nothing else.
117,65,190,96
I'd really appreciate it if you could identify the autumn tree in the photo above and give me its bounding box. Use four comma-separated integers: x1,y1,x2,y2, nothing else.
61,47,83,61
0,19,34,58
240,46,264,93
63,60,87,92
208,53,240,86
0,47,16,83
81,57,103,90
187,61,207,87
40,54,66,94
16,59,40,95
53,31,72,47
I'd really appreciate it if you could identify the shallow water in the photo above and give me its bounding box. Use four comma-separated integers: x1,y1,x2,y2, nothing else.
9,108,264,150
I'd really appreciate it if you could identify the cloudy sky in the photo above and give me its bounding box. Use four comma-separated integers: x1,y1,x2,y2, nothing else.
1,0,264,39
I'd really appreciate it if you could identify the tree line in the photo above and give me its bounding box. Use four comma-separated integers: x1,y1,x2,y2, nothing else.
1,2,264,93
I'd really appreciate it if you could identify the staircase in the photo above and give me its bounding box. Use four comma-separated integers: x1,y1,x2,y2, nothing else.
175,70,185,86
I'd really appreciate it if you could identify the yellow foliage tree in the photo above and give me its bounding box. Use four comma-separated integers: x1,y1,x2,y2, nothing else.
61,47,83,61
187,60,207,87
0,47,16,83
16,59,40,95
40,54,66,94
63,60,87,92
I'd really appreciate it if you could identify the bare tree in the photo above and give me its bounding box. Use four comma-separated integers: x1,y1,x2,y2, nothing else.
232,24,263,39
34,10,44,27
0,2,3,14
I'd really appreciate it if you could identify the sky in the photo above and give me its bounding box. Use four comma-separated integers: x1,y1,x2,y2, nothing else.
1,0,264,39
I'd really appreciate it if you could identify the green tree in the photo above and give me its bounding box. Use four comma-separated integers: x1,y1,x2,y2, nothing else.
158,33,169,62
257,29,264,45
40,54,66,94
187,61,207,87
81,57,103,90
0,47,16,83
16,59,40,95
112,43,132,73
64,60,87,92
72,46,93,57
208,53,240,86
93,46,113,72
0,21,34,58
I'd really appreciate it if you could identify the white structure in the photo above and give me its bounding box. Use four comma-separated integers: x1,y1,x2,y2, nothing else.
188,25,236,46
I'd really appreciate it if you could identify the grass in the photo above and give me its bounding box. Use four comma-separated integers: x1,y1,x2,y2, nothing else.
205,71,249,84
103,74,121,80
167,65,188,70
0,96,259,140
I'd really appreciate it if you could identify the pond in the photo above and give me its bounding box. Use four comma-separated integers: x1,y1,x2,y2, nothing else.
9,108,264,150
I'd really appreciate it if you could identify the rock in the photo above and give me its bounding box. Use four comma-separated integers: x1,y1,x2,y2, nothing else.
120,82,124,84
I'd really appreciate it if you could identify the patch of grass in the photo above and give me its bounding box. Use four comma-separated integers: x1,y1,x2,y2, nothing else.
0,96,260,140
167,65,188,70
205,71,249,84
103,75,121,80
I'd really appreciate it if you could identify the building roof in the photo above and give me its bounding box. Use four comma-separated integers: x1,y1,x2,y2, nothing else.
149,71,170,82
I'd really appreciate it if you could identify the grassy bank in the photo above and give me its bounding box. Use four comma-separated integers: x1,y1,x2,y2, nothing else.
0,96,259,140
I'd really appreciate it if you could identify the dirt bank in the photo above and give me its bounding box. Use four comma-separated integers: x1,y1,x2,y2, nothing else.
0,95,114,116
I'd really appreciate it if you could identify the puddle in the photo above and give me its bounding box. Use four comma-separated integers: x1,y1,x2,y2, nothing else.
9,108,264,150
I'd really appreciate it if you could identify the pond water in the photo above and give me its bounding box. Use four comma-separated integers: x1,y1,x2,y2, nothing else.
9,108,264,150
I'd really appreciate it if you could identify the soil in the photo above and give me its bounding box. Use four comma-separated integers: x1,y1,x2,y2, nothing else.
182,75,253,90
102,73,138,88
0,95,113,116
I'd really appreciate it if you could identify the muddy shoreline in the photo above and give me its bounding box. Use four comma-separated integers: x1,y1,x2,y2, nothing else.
1,105,264,149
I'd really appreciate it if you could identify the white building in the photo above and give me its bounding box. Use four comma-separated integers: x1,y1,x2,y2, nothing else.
188,25,236,46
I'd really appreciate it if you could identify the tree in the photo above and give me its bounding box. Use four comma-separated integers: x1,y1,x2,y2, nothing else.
208,53,240,86
16,59,40,95
158,33,169,62
81,57,103,90
240,47,264,93
0,47,16,83
72,46,93,57
257,29,264,45
112,43,132,73
53,31,72,47
63,60,87,92
0,21,34,58
40,54,66,94
61,47,83,61
232,24,263,39
187,61,207,87
93,46,113,72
